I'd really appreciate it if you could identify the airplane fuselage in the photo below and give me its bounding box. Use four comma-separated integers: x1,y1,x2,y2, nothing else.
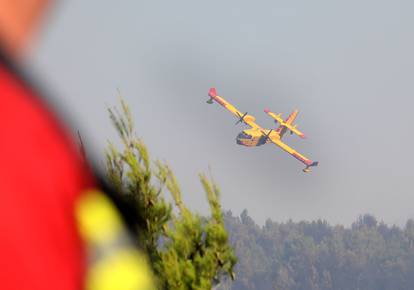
236,128,280,147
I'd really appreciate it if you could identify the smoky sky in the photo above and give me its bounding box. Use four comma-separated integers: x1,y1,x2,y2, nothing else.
29,0,414,225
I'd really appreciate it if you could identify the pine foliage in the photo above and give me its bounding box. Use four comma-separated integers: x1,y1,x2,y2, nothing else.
223,211,414,290
105,99,237,290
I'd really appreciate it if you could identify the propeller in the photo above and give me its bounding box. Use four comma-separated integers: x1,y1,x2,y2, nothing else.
261,129,273,141
235,112,248,125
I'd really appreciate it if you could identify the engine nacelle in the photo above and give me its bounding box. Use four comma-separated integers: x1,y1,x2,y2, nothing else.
243,115,256,123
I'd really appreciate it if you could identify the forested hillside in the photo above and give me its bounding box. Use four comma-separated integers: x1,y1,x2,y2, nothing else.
222,210,414,290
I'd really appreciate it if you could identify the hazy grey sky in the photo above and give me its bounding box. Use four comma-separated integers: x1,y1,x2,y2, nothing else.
29,0,414,225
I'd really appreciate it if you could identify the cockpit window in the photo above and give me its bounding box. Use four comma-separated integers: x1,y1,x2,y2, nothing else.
238,132,252,139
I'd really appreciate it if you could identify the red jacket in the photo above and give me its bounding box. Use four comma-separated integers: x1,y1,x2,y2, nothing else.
0,52,94,290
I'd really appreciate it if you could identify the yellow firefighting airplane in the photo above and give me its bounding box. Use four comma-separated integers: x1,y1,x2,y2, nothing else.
207,88,318,172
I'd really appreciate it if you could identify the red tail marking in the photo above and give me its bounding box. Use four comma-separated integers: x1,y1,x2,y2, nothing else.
209,88,217,98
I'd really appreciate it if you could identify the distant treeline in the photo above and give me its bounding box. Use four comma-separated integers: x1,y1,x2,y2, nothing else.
221,210,414,290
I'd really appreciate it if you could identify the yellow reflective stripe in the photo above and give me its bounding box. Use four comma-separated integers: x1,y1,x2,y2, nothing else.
86,249,155,290
75,190,123,243
75,189,156,290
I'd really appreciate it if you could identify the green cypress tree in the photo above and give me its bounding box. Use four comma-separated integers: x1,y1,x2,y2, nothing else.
105,99,236,290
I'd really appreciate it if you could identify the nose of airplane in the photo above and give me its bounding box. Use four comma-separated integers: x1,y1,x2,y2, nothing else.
236,132,250,144
236,133,241,142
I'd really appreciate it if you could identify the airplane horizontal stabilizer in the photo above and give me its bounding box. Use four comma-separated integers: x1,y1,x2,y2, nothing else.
264,108,305,139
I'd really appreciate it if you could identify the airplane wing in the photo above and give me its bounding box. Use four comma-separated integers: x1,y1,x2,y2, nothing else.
208,88,261,129
266,135,318,172
264,109,306,139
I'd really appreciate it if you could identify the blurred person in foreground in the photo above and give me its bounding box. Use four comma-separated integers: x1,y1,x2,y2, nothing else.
0,1,154,290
